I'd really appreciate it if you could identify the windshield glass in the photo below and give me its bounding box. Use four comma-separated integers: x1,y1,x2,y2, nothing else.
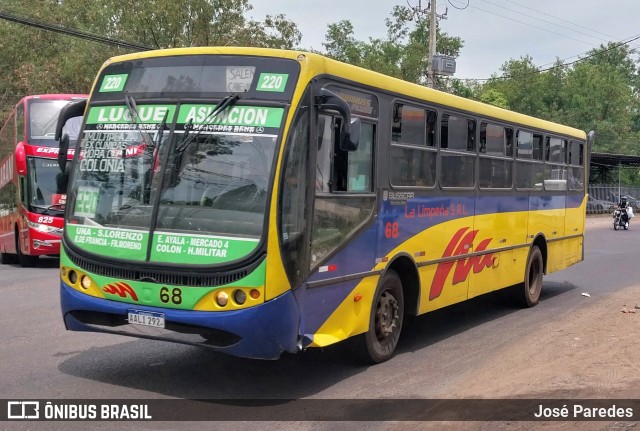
158,132,276,235
66,102,283,264
27,157,66,214
28,100,74,145
61,116,83,148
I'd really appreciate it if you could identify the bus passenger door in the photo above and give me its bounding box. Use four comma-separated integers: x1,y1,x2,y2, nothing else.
299,113,378,343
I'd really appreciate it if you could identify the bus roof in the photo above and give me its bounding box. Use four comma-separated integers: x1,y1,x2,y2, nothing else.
21,94,88,102
99,47,586,140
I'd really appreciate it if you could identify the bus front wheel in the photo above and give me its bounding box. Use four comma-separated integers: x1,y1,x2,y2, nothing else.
15,228,38,268
353,269,404,364
514,245,543,307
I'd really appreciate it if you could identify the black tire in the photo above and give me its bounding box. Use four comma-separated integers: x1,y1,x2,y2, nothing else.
514,246,543,308
353,269,404,364
0,252,17,264
15,229,38,268
613,221,618,230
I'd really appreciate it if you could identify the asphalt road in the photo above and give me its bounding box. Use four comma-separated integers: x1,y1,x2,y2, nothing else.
0,215,634,430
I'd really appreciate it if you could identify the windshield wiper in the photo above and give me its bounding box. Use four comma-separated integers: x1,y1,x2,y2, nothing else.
175,93,240,154
154,110,169,149
31,203,64,214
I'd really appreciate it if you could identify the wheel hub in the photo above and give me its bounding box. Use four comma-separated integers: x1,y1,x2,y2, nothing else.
375,291,399,341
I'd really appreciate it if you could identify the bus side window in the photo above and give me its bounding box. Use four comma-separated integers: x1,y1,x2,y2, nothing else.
347,123,373,192
279,102,311,285
332,123,349,192
311,115,376,267
19,176,27,206
16,104,24,143
316,114,333,192
316,115,374,193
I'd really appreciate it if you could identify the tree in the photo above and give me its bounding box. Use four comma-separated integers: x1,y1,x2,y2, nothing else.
108,0,300,49
556,44,639,159
323,5,463,87
0,0,301,117
477,88,509,109
465,43,640,158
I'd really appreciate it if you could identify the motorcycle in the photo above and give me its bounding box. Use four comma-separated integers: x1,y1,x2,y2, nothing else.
613,205,632,230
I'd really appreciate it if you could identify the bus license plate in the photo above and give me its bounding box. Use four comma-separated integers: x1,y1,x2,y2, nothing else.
127,310,165,328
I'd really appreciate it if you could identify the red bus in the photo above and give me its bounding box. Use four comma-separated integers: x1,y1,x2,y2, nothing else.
0,94,87,267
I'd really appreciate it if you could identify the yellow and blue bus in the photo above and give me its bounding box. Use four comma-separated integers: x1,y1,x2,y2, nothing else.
57,47,593,362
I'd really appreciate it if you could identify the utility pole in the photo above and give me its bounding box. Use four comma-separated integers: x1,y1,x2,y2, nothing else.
411,0,448,88
427,0,437,88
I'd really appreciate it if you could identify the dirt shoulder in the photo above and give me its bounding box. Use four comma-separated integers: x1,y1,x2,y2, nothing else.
458,283,640,400
441,217,640,430
454,216,640,400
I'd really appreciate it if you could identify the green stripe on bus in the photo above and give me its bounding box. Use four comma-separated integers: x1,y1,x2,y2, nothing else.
86,105,177,124
177,105,284,127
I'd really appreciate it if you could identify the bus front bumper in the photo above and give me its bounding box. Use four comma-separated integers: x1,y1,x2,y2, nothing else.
60,281,300,360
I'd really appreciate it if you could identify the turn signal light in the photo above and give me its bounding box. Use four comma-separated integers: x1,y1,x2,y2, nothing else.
249,289,260,300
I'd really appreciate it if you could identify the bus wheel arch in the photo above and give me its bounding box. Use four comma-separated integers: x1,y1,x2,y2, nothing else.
15,224,37,267
386,254,420,317
531,235,548,274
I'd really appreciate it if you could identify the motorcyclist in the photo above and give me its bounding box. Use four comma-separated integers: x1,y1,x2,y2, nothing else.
619,198,630,224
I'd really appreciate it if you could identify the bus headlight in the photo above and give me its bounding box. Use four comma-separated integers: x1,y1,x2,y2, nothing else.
215,291,229,307
27,220,62,235
233,289,246,305
80,275,92,290
68,270,78,284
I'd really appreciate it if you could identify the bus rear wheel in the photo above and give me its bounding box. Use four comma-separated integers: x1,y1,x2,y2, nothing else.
514,245,543,307
353,269,404,364
0,251,17,264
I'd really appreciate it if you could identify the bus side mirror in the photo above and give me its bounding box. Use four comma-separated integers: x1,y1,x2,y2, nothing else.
316,88,360,152
58,134,69,173
55,99,86,141
15,142,27,175
342,117,361,152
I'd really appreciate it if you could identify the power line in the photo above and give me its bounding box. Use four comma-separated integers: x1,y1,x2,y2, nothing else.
459,34,640,82
448,0,601,48
500,0,623,43
447,0,469,10
534,31,639,70
0,7,153,51
478,0,612,45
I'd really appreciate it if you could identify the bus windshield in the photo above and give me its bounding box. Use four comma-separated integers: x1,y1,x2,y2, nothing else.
28,100,75,145
70,129,277,235
65,54,298,264
27,157,66,214
66,103,282,264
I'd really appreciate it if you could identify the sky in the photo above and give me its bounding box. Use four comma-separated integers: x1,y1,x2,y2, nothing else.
248,0,640,81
